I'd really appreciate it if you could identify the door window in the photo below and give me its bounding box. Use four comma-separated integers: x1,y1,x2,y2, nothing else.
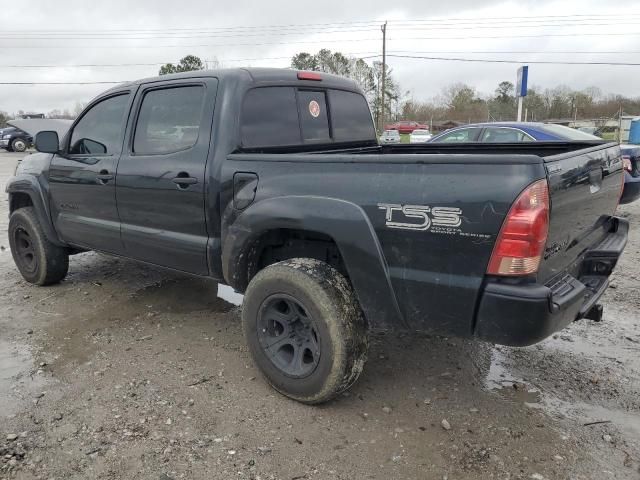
133,85,205,155
435,127,481,143
481,127,534,143
69,94,130,155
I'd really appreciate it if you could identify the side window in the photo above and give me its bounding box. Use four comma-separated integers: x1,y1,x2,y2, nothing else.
69,94,129,155
134,86,205,155
436,127,480,143
241,87,300,148
481,128,533,143
329,90,376,142
297,90,330,142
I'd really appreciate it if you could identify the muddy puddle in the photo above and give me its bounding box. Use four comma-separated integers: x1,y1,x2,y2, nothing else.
484,347,543,405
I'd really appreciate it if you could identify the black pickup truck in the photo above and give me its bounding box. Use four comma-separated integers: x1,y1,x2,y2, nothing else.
6,68,628,403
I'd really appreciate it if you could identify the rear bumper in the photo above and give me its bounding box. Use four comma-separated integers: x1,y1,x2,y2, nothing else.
620,171,640,205
473,217,628,346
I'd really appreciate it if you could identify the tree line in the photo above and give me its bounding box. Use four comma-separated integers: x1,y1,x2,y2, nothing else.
289,50,639,125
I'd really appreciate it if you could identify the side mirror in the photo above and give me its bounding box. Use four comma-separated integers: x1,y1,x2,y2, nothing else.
35,131,60,154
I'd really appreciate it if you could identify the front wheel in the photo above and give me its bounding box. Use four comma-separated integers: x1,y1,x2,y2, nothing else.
11,138,27,153
242,258,369,404
9,207,69,285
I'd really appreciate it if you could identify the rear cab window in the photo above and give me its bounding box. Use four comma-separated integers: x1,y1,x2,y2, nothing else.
240,86,375,150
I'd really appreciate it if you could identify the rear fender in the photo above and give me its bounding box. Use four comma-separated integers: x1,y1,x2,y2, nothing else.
222,196,404,330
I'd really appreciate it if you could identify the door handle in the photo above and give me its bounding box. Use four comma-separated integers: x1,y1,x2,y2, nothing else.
172,173,198,189
96,170,113,184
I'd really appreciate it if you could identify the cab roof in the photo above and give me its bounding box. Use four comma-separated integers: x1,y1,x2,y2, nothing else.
103,68,360,94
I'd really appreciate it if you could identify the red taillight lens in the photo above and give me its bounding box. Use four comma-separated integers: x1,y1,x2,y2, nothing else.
297,71,322,81
487,179,550,276
622,155,632,173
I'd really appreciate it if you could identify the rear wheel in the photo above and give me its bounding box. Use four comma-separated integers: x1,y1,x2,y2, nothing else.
11,138,27,153
9,207,69,285
242,258,368,404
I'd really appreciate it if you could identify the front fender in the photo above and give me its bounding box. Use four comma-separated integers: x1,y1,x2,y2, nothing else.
6,174,64,246
222,196,405,330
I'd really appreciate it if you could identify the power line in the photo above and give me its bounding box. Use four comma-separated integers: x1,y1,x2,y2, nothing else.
2,50,639,69
386,54,640,66
0,81,125,85
0,52,380,68
4,30,640,49
3,13,640,34
0,37,382,49
3,21,639,40
390,31,640,41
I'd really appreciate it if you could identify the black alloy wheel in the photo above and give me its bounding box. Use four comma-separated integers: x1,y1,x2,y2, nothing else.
256,294,321,378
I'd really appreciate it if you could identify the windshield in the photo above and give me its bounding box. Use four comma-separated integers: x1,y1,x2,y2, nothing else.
412,130,430,135
539,124,601,140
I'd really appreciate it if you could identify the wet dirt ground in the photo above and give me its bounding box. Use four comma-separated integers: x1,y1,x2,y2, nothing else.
0,150,639,479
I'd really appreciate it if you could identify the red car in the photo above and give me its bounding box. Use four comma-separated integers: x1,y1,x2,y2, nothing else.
384,120,428,134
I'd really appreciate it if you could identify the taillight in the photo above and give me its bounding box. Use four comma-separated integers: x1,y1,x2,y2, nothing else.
622,155,632,173
487,179,550,276
297,71,322,81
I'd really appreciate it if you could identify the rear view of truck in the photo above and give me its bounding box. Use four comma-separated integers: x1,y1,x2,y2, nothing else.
474,142,627,345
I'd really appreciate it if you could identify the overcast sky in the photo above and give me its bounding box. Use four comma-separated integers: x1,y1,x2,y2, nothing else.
1,0,639,115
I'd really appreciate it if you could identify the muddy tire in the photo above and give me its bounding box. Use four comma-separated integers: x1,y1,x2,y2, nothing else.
9,207,69,285
242,258,368,404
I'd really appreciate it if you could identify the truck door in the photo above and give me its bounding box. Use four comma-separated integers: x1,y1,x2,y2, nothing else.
48,91,133,253
115,78,218,275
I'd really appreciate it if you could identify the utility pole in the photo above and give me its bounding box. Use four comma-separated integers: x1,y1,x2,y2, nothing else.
380,21,387,133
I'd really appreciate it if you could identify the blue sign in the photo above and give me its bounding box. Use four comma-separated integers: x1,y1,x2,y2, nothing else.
516,66,528,97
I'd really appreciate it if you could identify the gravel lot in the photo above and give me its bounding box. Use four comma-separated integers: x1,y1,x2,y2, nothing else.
0,149,639,479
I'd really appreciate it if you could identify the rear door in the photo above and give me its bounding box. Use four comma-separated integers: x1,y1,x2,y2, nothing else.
115,78,218,275
48,91,133,253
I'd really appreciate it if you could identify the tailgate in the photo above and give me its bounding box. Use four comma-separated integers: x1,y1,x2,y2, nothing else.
538,142,623,283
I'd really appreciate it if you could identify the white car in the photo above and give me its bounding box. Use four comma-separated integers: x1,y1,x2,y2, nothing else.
409,129,432,143
380,129,401,144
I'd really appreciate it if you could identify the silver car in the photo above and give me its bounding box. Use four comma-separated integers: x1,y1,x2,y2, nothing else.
380,129,401,144
409,129,432,143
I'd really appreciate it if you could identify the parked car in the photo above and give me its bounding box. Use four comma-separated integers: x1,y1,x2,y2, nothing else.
429,122,605,143
620,144,640,204
7,69,627,404
409,129,432,143
380,129,401,144
384,120,428,134
0,127,32,152
429,122,638,204
577,126,601,136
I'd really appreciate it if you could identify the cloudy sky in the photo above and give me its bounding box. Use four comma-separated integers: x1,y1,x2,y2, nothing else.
1,0,639,115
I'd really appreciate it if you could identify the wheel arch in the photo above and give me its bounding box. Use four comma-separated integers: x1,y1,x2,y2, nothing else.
222,196,405,330
7,175,65,247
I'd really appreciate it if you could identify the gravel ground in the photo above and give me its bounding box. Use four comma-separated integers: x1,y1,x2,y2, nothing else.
0,150,639,480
